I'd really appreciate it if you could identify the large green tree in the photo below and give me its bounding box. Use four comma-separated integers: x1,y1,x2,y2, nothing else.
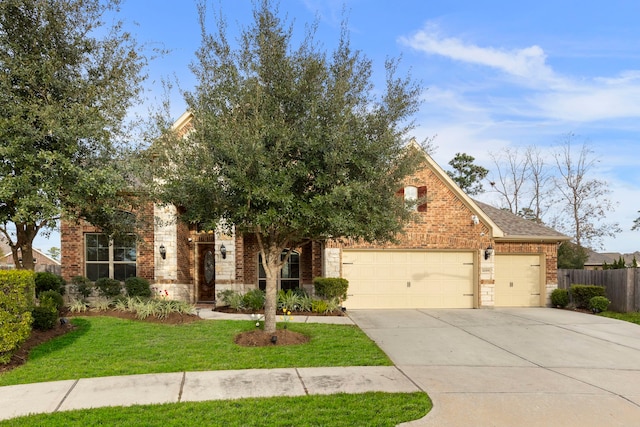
154,0,425,333
0,0,147,269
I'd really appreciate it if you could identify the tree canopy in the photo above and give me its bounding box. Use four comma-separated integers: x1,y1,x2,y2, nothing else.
0,0,147,269
446,152,488,196
154,0,425,332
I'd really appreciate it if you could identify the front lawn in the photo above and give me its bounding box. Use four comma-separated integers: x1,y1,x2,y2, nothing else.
0,392,431,427
0,316,391,386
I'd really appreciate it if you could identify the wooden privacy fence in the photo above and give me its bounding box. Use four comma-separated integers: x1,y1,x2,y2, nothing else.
557,268,640,312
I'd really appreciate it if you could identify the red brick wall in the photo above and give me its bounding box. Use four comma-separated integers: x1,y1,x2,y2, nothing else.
60,203,155,283
330,166,493,251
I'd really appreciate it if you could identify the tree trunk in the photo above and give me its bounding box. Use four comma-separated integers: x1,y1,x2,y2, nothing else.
14,222,38,270
262,246,282,334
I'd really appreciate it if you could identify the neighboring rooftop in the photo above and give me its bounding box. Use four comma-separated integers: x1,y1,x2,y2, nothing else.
474,200,570,241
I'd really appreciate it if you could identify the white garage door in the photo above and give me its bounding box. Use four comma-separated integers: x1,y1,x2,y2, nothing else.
494,254,542,307
342,250,475,309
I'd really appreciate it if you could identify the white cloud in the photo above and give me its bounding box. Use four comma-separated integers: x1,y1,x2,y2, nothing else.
400,22,640,125
529,76,640,122
400,23,560,86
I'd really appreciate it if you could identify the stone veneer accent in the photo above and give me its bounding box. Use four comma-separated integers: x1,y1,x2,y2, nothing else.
323,248,341,278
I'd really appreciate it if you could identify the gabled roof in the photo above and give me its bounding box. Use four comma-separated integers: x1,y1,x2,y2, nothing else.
415,142,567,241
0,239,61,265
473,200,570,242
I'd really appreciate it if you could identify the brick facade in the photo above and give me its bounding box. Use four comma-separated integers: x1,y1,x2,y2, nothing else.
59,143,563,307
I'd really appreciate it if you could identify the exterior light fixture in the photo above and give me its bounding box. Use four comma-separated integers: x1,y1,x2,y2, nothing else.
159,244,166,260
220,244,227,259
471,215,479,225
484,245,494,260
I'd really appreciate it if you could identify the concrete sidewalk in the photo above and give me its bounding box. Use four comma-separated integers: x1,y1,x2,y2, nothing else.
0,366,420,421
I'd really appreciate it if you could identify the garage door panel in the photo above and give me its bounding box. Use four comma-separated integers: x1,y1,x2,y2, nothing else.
342,250,475,309
494,254,541,307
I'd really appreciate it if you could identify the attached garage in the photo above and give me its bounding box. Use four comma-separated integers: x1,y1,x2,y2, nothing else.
342,250,476,309
494,254,543,307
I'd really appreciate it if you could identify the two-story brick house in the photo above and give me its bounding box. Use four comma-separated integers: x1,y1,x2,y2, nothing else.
61,112,569,309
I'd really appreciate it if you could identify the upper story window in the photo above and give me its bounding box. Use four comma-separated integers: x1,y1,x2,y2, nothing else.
398,185,427,212
85,233,137,281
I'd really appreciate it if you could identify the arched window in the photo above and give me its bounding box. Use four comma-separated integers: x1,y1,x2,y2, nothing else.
258,250,300,291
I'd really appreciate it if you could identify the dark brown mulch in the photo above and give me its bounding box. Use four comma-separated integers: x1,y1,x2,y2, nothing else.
0,320,75,374
234,329,310,347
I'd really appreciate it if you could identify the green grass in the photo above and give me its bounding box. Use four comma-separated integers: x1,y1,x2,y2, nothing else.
0,316,391,386
598,310,640,325
0,392,431,426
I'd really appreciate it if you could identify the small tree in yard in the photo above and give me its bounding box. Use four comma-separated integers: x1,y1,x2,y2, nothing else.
153,1,426,333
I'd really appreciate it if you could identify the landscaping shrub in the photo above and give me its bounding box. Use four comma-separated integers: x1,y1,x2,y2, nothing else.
311,299,329,314
589,296,611,313
125,277,152,298
34,272,66,297
68,298,88,313
550,288,569,308
31,305,58,331
0,270,35,364
95,277,122,298
278,289,303,312
570,285,606,309
39,290,64,311
71,276,93,299
217,289,244,310
243,289,265,311
313,277,348,302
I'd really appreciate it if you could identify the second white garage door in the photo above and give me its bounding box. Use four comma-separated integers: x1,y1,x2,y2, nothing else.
494,254,542,307
342,250,475,309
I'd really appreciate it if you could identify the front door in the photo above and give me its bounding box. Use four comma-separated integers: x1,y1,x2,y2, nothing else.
197,242,216,302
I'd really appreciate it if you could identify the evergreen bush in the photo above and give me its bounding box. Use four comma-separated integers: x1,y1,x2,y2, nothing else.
125,277,152,298
31,305,58,331
39,290,64,311
71,276,93,299
550,288,569,308
589,296,611,313
570,285,606,309
34,272,66,297
0,271,35,364
313,277,349,302
95,277,122,298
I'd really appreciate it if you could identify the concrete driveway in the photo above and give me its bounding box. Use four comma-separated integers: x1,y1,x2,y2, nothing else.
348,308,640,427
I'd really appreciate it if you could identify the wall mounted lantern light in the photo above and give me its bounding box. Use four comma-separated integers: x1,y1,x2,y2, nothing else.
159,244,166,260
484,245,494,260
220,244,227,259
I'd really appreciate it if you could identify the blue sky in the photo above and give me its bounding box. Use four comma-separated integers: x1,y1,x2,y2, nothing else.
34,0,640,254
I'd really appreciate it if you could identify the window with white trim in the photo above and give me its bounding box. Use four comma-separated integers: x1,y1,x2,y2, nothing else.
85,233,137,281
404,186,418,211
